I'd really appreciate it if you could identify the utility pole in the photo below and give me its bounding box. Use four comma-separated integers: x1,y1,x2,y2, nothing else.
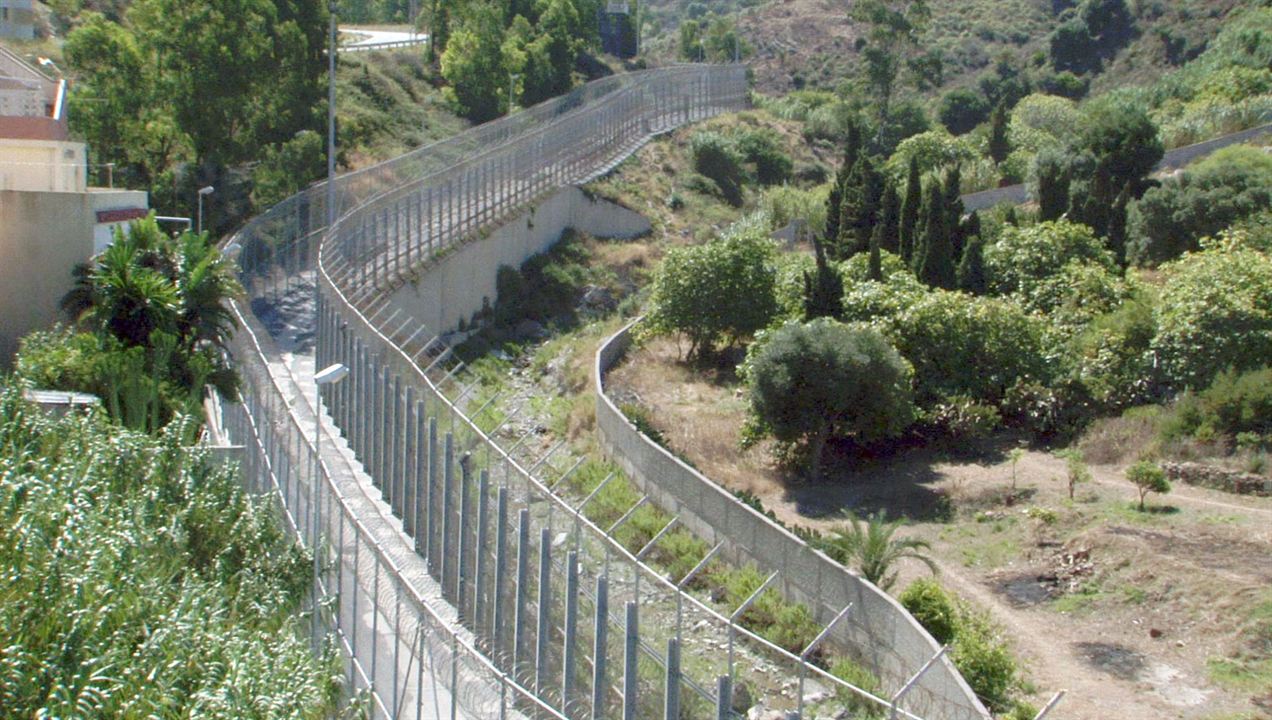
326,0,338,228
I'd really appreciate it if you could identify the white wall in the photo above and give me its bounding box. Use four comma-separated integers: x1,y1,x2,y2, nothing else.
387,186,650,335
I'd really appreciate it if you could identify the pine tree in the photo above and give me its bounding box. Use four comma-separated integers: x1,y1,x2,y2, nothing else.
878,183,901,254
957,234,988,295
802,235,844,320
988,101,1011,165
841,155,884,258
868,225,884,282
823,125,862,245
918,181,955,289
899,156,922,265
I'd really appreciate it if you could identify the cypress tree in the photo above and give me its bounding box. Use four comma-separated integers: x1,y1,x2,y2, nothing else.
1107,184,1132,266
960,210,982,247
943,166,965,262
842,154,884,257
988,101,1011,165
802,235,845,319
868,225,884,282
878,183,901,254
957,234,988,295
899,155,922,265
823,124,862,245
1037,152,1071,222
918,181,955,289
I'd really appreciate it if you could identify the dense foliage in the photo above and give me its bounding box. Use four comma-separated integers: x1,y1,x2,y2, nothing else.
0,386,339,717
742,320,914,479
643,217,779,358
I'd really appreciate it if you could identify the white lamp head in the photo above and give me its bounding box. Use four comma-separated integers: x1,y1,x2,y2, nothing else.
315,363,350,385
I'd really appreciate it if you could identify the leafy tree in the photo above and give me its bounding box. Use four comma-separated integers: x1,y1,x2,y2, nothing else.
678,19,704,61
441,3,508,122
736,129,793,185
803,237,844,320
850,0,931,126
977,52,1032,110
988,101,1011,165
820,512,935,591
743,320,915,480
1127,461,1170,511
1054,448,1091,500
884,128,979,184
1128,145,1272,266
537,0,584,95
983,220,1115,299
884,290,1050,407
899,156,922,264
939,87,990,135
1068,98,1163,239
1009,93,1082,154
645,222,779,358
1152,244,1272,390
251,129,325,209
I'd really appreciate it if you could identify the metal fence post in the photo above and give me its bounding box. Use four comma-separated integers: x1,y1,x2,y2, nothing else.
425,416,438,571
441,432,456,596
474,469,490,639
403,387,417,536
457,453,472,619
716,675,732,720
513,509,531,683
535,526,552,697
623,601,638,720
591,574,608,720
390,375,403,513
493,486,509,666
562,549,579,716
664,638,681,720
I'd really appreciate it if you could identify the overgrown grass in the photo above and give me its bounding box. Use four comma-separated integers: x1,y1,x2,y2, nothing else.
1208,592,1272,699
0,384,342,717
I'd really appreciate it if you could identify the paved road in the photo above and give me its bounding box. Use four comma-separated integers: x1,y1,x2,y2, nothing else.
341,26,429,52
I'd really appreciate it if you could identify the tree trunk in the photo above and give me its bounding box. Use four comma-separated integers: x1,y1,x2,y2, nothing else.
807,422,831,483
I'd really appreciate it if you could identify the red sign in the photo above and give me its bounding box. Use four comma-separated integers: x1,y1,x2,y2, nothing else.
95,208,148,224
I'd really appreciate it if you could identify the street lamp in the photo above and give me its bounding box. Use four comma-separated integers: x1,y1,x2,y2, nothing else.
312,362,349,639
196,185,214,235
326,0,338,228
508,72,520,114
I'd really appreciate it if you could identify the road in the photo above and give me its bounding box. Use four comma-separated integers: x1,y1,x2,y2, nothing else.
341,26,429,52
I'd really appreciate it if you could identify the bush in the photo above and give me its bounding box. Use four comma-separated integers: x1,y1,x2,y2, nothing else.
884,290,1050,407
735,128,794,185
1169,367,1272,440
899,579,959,645
983,220,1116,299
742,319,915,479
939,88,991,135
643,216,779,358
1152,246,1272,390
829,657,883,716
691,131,746,206
883,129,980,186
1128,145,1272,266
1126,460,1171,510
1068,289,1159,410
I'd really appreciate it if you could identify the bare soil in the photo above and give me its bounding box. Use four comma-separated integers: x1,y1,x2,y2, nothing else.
608,336,1272,720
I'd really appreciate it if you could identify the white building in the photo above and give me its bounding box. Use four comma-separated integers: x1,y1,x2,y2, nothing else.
0,46,148,364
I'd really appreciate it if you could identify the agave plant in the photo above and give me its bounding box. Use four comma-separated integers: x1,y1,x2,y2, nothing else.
819,511,938,592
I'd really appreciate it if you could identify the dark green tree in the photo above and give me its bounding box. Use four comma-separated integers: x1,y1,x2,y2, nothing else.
943,165,965,261
839,154,885,258
744,320,915,481
850,0,931,127
918,181,955,289
1037,150,1071,222
803,236,845,320
878,183,902,254
868,227,884,281
440,4,508,122
988,101,1011,165
1069,99,1163,237
899,155,922,264
938,87,989,135
956,234,988,295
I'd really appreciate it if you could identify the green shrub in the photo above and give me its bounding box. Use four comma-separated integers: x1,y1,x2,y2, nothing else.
927,395,1002,440
900,579,959,645
1152,246,1272,390
1167,367,1272,440
982,220,1116,300
829,657,884,717
691,131,745,206
735,128,793,185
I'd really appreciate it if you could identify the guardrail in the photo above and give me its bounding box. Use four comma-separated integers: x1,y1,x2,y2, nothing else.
341,37,429,53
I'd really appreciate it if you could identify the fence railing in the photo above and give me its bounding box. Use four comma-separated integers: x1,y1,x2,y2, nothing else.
221,60,993,720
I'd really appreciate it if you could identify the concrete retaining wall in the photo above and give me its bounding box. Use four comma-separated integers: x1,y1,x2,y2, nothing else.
595,322,990,720
387,186,650,335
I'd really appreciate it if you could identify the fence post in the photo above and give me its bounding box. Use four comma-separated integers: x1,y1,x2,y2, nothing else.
513,508,530,683
474,469,490,639
425,416,438,570
390,375,403,513
591,574,608,720
493,486,509,666
716,675,732,720
457,453,472,619
403,387,417,536
562,549,579,716
623,601,638,720
441,432,456,596
664,638,680,720
535,527,552,697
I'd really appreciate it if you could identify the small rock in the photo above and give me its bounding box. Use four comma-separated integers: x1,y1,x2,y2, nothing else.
1149,628,1163,639
579,285,617,312
1176,640,1186,648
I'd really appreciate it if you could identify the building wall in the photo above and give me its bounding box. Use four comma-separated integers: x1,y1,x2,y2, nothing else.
0,188,148,365
0,0,36,40
0,138,86,191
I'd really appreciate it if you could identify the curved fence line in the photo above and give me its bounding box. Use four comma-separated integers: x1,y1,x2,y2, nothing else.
222,61,986,720
594,321,990,720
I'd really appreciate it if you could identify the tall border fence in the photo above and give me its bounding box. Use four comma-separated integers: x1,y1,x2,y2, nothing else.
219,63,990,720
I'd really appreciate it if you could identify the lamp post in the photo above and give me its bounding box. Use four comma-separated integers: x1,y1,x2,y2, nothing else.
508,72,520,114
196,185,214,235
312,362,349,640
327,0,339,228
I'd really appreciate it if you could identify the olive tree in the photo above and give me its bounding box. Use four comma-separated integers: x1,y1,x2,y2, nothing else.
742,319,915,480
1127,460,1170,511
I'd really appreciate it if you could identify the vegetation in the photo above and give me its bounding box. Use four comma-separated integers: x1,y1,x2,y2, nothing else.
1126,460,1171,510
818,511,936,591
0,385,340,717
17,216,241,436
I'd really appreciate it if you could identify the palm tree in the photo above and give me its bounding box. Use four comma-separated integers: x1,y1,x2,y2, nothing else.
819,511,937,591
